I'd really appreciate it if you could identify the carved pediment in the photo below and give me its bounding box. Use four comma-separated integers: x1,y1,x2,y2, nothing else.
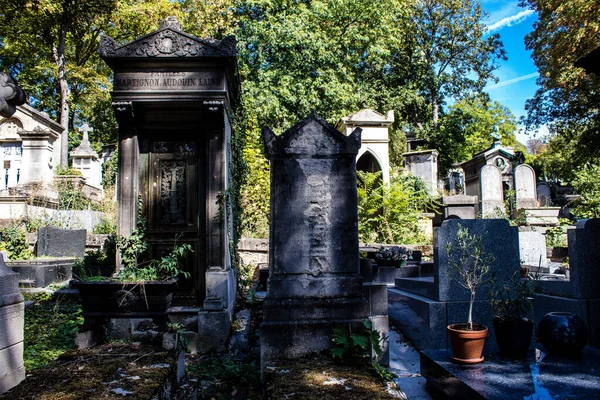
263,113,362,158
100,18,236,60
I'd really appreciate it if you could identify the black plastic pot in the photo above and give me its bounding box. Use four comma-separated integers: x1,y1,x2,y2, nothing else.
493,317,534,359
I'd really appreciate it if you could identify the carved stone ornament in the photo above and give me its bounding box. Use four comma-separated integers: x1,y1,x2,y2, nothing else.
99,17,237,60
112,101,134,123
0,72,26,118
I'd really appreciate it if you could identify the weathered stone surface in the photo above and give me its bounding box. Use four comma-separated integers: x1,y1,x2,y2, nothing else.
8,258,75,288
519,230,548,267
514,164,537,209
567,218,600,299
442,195,478,220
479,165,504,216
0,257,24,395
0,72,25,118
261,114,370,365
36,226,86,258
197,310,230,353
537,181,552,206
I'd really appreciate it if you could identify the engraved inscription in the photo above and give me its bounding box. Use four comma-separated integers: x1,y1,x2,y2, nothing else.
160,161,186,224
114,71,224,91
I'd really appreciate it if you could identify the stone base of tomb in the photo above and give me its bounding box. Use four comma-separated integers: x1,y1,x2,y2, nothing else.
260,296,370,369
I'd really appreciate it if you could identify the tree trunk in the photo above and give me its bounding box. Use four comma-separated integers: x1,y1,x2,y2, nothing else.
55,13,70,167
432,93,439,131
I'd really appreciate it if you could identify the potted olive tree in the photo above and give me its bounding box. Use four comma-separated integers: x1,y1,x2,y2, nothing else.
445,224,494,364
490,271,535,358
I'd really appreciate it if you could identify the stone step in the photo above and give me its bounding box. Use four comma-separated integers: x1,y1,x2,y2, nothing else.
373,265,419,284
394,276,436,299
419,262,434,277
387,288,446,350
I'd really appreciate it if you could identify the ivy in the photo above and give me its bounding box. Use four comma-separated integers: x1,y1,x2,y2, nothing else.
0,226,34,260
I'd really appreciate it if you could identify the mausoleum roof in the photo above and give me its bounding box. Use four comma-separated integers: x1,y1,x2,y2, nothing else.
337,109,394,129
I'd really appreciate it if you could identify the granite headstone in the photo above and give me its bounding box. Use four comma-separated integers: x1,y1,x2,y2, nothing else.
479,165,504,217
261,114,370,365
36,226,86,258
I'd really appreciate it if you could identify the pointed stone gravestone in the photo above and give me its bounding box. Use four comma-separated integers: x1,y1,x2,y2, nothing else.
480,165,504,217
261,114,370,366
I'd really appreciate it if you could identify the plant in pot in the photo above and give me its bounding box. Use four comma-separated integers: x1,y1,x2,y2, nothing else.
72,221,192,328
490,270,535,358
445,223,494,364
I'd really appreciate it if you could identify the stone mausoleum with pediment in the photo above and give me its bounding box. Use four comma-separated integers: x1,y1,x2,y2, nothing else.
100,17,239,350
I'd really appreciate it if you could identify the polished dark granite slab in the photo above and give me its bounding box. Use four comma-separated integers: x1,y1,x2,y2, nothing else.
420,347,600,399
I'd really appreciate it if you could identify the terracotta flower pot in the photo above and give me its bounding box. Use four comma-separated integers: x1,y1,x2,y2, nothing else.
447,323,488,364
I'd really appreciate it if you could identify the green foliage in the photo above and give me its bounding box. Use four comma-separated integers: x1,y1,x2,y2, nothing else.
357,171,437,244
432,97,518,174
93,217,116,234
23,292,84,371
116,228,192,282
0,226,33,260
54,166,82,176
445,224,494,329
490,271,535,321
101,149,118,188
520,0,600,182
331,320,382,360
55,179,97,211
571,163,600,218
545,225,568,248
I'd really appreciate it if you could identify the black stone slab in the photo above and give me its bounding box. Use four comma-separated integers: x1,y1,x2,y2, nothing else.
36,226,86,258
420,347,600,399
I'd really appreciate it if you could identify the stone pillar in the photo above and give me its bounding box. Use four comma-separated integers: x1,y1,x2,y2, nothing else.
0,256,25,394
113,102,139,238
19,130,59,186
260,114,370,365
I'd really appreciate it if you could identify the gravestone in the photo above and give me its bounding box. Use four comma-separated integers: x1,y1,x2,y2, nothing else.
479,165,504,216
261,114,370,365
514,164,537,209
519,229,548,268
36,226,86,258
0,257,25,394
537,181,552,206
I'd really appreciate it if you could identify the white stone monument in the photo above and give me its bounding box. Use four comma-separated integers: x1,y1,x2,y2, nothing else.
480,164,504,217
0,104,63,191
336,109,393,184
514,164,537,209
0,257,24,394
70,122,102,189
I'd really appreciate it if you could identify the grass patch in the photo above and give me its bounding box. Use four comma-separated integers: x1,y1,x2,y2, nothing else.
23,292,83,371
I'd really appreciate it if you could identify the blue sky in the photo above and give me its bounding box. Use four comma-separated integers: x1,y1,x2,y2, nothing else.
480,0,541,145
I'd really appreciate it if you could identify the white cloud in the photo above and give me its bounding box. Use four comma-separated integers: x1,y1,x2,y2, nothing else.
486,73,539,89
486,9,535,33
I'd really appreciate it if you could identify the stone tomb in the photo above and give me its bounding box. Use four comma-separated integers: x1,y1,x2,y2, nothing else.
261,114,375,365
0,257,25,394
99,16,239,351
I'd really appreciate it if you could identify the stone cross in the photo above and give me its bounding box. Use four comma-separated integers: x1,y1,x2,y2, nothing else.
79,122,94,142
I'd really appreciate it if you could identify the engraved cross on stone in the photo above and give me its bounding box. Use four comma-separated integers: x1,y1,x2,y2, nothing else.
79,122,94,141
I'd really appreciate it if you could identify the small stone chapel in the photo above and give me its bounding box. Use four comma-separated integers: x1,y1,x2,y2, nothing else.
99,17,239,349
